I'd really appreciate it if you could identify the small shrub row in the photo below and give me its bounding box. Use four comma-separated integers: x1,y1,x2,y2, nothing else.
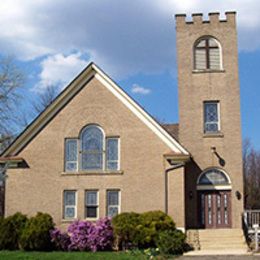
0,212,54,251
112,210,186,255
0,211,185,255
51,217,113,252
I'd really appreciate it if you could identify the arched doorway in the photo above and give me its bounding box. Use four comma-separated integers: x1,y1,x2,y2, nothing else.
197,168,232,228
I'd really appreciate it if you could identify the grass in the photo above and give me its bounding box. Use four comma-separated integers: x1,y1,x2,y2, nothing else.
0,251,148,260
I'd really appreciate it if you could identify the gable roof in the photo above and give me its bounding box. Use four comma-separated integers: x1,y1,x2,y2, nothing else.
162,123,179,140
1,63,189,157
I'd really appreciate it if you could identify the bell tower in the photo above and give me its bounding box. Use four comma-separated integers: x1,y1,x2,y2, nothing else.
175,12,243,228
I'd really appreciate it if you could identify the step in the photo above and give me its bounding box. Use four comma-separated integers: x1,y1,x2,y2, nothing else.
198,229,243,235
197,229,247,252
188,229,244,235
199,237,245,242
184,249,250,256
200,242,248,248
186,229,249,253
200,240,246,244
199,234,244,238
200,245,248,250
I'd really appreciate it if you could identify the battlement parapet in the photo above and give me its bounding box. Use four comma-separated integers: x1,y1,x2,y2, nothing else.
175,11,236,26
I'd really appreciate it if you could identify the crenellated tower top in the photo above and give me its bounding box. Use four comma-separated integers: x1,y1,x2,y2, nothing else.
175,11,236,27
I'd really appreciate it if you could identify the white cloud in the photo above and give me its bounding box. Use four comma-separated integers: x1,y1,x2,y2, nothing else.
34,52,89,92
0,1,260,79
131,84,151,95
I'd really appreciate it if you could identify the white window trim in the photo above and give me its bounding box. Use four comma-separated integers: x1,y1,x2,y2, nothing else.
65,139,78,172
106,137,120,171
85,190,99,220
204,101,221,133
107,190,121,217
63,190,77,220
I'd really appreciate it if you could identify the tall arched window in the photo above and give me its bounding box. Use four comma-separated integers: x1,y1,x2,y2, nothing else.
194,37,222,70
80,125,104,170
65,124,119,172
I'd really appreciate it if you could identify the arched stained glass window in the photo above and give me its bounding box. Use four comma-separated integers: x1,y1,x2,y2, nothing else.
81,125,104,170
65,124,119,172
198,168,230,186
194,37,222,70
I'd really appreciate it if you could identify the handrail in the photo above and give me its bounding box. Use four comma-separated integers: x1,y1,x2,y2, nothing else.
243,210,260,230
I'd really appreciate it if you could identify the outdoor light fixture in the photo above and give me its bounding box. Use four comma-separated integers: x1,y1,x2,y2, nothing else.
211,146,216,153
235,190,241,200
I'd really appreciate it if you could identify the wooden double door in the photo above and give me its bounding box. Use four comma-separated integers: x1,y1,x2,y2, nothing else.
199,191,231,228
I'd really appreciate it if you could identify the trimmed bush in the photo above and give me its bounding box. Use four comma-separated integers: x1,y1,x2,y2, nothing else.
20,212,55,251
138,211,176,247
112,212,140,249
112,210,176,249
0,212,28,250
155,229,186,255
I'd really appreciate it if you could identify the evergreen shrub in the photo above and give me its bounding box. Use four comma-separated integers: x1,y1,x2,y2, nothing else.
0,212,28,250
20,212,55,251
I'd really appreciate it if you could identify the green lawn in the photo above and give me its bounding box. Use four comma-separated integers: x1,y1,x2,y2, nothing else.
0,251,148,260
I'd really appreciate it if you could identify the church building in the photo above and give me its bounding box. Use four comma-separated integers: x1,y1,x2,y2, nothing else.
0,11,244,236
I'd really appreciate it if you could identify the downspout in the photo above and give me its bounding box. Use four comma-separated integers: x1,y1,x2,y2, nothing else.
165,163,185,215
0,162,8,218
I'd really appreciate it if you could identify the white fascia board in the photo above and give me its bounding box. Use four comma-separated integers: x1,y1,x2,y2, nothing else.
93,65,189,155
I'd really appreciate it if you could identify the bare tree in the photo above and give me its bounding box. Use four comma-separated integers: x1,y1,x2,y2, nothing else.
32,85,58,116
243,139,260,209
0,56,24,151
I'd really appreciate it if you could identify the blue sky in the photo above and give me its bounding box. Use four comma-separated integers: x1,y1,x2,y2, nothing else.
0,1,260,148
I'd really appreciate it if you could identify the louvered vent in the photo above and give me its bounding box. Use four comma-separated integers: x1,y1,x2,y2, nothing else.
194,37,221,70
195,49,206,70
209,48,220,69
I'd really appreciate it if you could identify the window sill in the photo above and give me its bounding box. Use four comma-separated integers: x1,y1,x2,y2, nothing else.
61,170,124,176
192,69,225,74
61,219,76,223
85,217,99,222
203,132,224,138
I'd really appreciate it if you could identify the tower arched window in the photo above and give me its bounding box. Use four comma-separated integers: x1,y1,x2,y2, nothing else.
194,37,222,70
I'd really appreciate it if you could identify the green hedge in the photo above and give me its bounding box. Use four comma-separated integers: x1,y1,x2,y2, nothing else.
20,212,55,251
0,212,55,251
155,229,186,255
112,210,179,250
0,212,28,250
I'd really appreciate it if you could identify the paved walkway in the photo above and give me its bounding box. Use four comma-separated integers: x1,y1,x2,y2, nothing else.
179,256,259,259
